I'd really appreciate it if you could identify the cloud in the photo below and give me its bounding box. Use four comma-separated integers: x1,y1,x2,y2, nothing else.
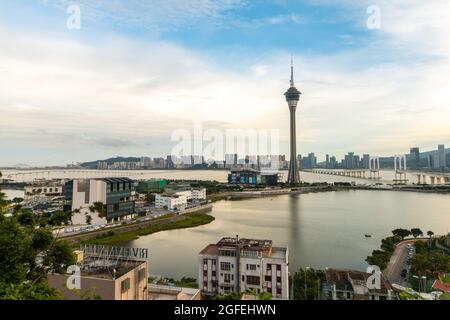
41,0,246,31
1,1,450,165
94,138,138,148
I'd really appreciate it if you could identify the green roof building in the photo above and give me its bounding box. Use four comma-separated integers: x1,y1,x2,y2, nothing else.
136,179,167,193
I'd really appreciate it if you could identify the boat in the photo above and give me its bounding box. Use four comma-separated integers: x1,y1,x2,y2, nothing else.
364,234,372,238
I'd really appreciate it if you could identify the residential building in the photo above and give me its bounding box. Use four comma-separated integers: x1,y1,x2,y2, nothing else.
322,268,394,300
153,157,165,169
362,154,370,169
438,144,446,168
64,178,135,225
48,245,148,300
198,236,289,300
409,147,420,169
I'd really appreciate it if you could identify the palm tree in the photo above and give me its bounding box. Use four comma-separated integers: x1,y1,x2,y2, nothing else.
427,230,434,239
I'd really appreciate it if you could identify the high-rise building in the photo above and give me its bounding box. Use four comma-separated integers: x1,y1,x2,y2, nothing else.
308,152,317,168
284,58,301,184
362,154,370,169
409,147,420,169
198,237,289,300
330,156,337,169
438,144,446,168
166,155,175,169
344,152,356,169
225,154,238,167
428,154,434,168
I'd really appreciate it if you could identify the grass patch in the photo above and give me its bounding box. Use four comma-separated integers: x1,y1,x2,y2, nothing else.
82,213,215,245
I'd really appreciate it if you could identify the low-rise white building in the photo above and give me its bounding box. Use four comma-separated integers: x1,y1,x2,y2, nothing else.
155,188,206,212
198,236,289,300
25,184,63,197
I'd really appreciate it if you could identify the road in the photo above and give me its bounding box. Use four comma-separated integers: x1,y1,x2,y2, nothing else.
384,238,428,285
384,240,416,285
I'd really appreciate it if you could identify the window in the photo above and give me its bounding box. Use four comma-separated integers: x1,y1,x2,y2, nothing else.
246,264,257,271
265,276,271,282
121,278,130,293
220,262,231,271
224,274,232,283
276,264,281,271
203,270,208,277
219,250,236,257
138,268,146,281
246,276,260,286
277,288,282,295
212,271,216,277
203,259,208,265
212,260,217,266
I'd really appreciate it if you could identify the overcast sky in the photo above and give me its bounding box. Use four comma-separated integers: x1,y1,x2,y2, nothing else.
0,0,449,166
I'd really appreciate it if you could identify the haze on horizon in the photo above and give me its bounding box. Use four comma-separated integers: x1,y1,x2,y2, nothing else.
0,0,449,167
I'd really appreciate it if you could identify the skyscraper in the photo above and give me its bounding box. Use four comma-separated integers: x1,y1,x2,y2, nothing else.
409,147,420,169
284,58,301,184
438,144,445,168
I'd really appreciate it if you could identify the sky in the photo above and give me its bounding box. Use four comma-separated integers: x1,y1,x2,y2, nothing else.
0,0,449,166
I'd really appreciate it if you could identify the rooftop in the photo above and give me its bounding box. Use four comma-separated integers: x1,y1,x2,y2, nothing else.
148,284,200,300
217,237,273,252
76,258,145,280
325,268,392,293
199,237,287,260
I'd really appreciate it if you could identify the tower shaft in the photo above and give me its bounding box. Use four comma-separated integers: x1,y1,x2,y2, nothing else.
287,107,300,184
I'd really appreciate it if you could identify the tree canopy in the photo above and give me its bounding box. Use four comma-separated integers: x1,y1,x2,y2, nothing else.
0,175,75,300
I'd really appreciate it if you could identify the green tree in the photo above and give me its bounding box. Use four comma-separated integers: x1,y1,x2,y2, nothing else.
427,230,434,239
0,282,60,300
0,217,33,284
392,228,411,240
17,209,35,226
43,241,76,274
89,202,106,218
48,211,70,226
410,228,423,239
85,215,92,225
0,206,76,300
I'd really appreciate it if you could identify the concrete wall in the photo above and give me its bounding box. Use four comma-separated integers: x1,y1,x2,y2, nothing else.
71,179,107,225
48,273,115,300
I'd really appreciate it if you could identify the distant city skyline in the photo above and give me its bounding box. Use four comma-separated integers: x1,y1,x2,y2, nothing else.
1,1,450,166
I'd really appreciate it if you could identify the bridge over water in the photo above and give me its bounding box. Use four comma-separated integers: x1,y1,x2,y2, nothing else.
306,169,450,185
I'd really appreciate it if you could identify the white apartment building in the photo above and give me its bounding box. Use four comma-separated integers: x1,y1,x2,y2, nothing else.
155,188,206,212
198,237,289,300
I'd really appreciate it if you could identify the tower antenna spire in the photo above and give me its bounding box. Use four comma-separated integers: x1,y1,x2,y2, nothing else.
290,55,294,87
